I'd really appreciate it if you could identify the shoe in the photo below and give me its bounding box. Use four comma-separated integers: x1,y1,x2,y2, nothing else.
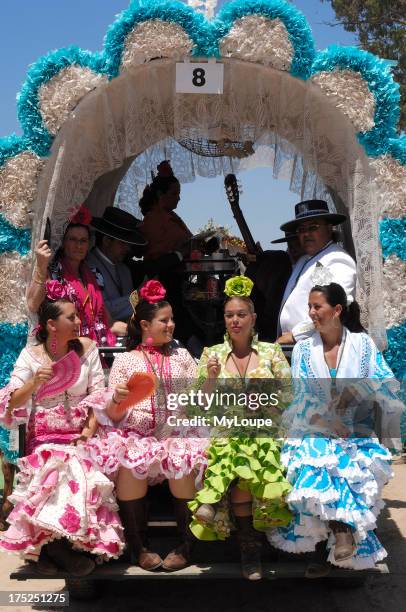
34,546,59,576
329,521,355,562
194,503,216,526
118,498,162,571
47,540,95,576
162,498,195,571
234,515,263,581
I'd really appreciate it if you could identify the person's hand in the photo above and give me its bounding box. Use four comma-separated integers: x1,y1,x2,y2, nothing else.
32,367,53,391
71,433,91,446
112,383,129,405
207,354,221,379
276,332,294,345
35,240,52,274
334,386,357,415
111,321,128,337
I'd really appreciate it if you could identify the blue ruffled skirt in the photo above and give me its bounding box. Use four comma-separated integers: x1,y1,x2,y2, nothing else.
268,435,393,569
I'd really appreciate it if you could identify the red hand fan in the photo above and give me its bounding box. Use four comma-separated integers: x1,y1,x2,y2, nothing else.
119,372,157,411
35,351,81,402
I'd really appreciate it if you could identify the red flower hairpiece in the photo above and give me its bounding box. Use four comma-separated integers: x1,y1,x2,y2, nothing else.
70,204,92,226
45,280,74,302
139,280,166,304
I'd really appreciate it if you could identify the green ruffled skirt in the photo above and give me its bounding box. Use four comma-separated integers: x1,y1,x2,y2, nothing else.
189,436,292,541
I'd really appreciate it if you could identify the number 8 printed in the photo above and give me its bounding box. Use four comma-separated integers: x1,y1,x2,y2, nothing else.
192,68,206,87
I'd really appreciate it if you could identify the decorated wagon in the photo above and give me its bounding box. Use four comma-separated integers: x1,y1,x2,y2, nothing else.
0,0,405,599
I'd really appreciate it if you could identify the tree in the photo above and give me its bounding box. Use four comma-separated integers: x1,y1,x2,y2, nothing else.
322,0,405,130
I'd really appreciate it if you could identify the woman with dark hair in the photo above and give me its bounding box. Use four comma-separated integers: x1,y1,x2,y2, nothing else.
139,161,192,261
85,280,207,572
0,283,124,574
27,205,120,346
188,276,292,581
269,282,403,575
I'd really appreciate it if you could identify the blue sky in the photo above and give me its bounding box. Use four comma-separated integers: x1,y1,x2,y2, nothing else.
0,1,357,245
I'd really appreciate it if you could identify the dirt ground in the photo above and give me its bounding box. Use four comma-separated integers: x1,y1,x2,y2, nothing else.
0,461,405,612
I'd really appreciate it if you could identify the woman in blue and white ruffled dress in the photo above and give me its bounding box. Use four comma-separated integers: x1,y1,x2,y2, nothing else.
269,283,403,575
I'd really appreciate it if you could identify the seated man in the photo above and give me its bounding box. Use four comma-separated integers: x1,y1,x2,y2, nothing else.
276,200,356,344
87,207,147,324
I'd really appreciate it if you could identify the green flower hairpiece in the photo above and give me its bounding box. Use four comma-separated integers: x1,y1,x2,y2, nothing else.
224,275,254,298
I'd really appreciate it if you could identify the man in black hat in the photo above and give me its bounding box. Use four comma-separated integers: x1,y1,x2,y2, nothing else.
276,200,356,344
86,207,147,323
271,231,304,265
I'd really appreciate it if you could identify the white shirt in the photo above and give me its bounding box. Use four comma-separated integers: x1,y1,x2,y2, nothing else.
278,242,356,341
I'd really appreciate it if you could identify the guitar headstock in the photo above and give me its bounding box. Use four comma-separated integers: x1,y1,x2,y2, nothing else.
224,173,239,206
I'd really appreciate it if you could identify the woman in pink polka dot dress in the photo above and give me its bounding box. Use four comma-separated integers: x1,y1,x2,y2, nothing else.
86,281,208,572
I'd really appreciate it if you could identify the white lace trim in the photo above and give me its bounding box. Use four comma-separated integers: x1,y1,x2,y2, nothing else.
382,255,406,328
311,70,375,133
370,155,406,218
38,66,108,136
121,20,194,69
219,16,293,70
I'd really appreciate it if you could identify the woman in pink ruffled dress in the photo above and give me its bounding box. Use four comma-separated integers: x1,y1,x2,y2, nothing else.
87,280,208,572
0,282,124,576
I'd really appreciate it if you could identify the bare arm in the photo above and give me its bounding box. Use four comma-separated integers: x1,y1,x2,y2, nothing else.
105,383,130,422
26,240,52,313
8,367,53,411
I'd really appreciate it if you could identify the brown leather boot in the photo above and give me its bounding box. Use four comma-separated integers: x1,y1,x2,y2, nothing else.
329,521,355,562
118,498,162,571
162,498,195,571
234,515,263,581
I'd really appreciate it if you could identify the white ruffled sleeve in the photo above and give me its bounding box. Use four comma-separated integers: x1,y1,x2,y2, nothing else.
0,349,34,428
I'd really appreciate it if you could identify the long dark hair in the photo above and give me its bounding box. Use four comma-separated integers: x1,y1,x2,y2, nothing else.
310,283,365,333
139,175,180,216
36,298,83,355
53,222,91,264
126,299,171,351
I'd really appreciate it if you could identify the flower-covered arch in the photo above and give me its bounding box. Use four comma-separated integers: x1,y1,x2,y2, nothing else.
0,0,405,417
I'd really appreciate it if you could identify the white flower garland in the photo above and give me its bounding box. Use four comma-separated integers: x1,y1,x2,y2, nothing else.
0,253,31,324
370,155,406,218
38,65,108,135
382,254,406,328
0,152,44,228
121,20,194,69
219,16,294,70
311,69,375,133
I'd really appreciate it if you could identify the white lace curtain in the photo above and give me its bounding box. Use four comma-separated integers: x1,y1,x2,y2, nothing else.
31,58,384,347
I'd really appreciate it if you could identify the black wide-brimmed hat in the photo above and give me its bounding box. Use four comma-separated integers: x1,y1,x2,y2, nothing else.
280,200,347,233
271,232,298,244
90,207,147,246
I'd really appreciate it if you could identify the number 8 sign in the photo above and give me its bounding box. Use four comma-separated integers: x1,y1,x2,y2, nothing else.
176,62,224,94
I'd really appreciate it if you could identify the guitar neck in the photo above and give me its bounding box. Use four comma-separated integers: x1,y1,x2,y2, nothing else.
229,201,260,255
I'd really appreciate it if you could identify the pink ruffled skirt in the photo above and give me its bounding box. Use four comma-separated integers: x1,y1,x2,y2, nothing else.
86,428,209,486
0,443,125,561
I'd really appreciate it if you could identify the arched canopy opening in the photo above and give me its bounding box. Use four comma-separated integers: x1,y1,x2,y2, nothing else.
31,58,384,344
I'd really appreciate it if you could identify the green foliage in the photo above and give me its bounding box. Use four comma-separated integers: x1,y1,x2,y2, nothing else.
322,0,405,130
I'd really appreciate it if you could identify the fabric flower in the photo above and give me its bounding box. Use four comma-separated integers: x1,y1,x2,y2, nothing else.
70,204,92,226
224,275,254,298
59,503,81,533
140,280,166,304
45,280,71,301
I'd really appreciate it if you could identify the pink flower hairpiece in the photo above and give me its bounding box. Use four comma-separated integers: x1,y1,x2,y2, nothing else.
139,280,166,304
70,204,92,226
45,280,74,302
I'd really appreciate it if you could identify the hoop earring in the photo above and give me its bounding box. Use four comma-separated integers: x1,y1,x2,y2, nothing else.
50,331,58,356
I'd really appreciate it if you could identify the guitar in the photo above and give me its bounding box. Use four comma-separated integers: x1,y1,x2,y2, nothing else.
224,174,263,256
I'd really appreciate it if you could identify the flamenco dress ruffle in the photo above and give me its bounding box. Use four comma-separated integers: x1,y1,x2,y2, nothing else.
189,436,292,541
86,427,209,486
268,434,393,569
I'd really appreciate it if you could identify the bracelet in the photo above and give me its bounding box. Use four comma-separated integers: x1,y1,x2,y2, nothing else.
112,394,121,405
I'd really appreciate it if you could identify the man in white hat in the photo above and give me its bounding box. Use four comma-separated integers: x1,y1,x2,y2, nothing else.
276,200,356,344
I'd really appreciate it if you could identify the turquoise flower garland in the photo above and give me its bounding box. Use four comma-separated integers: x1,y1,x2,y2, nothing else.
0,215,31,256
0,134,30,170
213,0,315,78
379,218,406,261
311,45,400,158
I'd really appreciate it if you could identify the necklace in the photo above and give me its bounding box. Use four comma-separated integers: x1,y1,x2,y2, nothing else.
229,350,253,385
140,346,168,413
